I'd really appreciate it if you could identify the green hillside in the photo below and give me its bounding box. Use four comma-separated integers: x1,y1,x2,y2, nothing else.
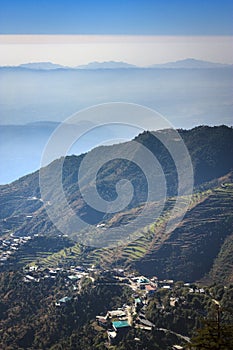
0,126,233,284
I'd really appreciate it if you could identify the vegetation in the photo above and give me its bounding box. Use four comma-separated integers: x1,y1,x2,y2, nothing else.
0,271,132,349
190,319,233,350
0,126,233,348
1,270,232,349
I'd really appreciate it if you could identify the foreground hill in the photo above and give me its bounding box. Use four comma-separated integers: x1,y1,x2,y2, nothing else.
0,125,233,283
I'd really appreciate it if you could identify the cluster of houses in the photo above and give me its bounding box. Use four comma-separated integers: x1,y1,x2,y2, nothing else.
94,273,160,344
18,261,206,348
0,235,32,265
96,301,155,345
92,274,199,348
93,274,191,345
23,264,90,284
96,307,132,344
23,265,60,283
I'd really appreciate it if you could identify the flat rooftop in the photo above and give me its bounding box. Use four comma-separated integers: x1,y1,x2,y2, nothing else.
112,320,130,329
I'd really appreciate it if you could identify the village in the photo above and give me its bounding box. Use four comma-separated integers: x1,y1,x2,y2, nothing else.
20,261,207,349
0,231,208,349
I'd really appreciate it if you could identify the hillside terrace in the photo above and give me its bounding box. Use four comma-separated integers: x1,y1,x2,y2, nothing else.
0,235,32,264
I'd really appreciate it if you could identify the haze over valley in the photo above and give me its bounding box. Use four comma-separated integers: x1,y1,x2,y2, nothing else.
1,59,232,184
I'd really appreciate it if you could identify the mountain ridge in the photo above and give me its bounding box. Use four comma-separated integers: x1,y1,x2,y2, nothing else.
1,58,232,70
149,58,231,69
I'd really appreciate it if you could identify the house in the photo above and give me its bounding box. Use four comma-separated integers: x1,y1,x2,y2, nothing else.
170,297,179,307
107,330,117,345
137,276,150,290
56,296,72,306
68,275,80,281
137,317,155,329
24,275,39,283
159,279,174,288
150,276,158,287
112,320,131,333
49,269,57,276
134,297,143,308
161,285,171,290
184,283,190,287
108,320,131,345
75,266,86,272
96,317,110,328
113,268,125,277
145,284,156,296
29,265,38,272
107,310,126,319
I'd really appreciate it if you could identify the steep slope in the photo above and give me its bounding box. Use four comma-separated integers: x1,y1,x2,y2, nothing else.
208,233,233,285
134,181,233,282
25,175,233,285
0,126,233,283
0,126,233,237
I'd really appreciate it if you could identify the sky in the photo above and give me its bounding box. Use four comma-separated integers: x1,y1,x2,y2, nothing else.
0,0,232,184
0,35,232,67
0,1,232,66
0,0,233,35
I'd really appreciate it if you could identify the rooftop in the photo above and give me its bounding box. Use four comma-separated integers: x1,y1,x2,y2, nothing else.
112,320,130,329
59,296,72,303
145,285,156,291
137,277,150,284
108,310,126,317
135,298,142,304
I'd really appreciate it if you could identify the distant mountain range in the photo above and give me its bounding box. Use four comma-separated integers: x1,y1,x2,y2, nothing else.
149,58,231,69
2,58,232,70
1,60,232,187
19,62,69,70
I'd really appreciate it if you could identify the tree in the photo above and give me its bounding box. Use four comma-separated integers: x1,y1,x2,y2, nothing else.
189,319,233,350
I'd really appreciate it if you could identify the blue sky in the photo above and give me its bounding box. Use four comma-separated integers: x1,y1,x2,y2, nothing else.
0,0,232,35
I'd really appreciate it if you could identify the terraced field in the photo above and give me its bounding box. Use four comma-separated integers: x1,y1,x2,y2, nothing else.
32,187,213,270
2,236,74,269
36,243,82,268
135,183,233,281
10,181,232,286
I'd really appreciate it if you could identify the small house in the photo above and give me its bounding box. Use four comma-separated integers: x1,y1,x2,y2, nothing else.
56,296,72,306
96,317,110,328
145,284,156,296
112,320,130,333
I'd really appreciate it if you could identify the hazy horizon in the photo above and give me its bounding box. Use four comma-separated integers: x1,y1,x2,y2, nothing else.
1,56,233,68
1,1,232,184
1,35,233,67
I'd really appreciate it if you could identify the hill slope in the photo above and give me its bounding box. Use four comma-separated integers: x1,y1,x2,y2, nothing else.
1,126,233,283
134,179,233,282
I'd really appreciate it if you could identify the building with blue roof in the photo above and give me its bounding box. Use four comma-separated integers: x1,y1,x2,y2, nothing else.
112,320,130,330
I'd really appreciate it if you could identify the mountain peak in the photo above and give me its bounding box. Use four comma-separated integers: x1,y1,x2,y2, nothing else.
19,62,68,70
149,58,230,69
